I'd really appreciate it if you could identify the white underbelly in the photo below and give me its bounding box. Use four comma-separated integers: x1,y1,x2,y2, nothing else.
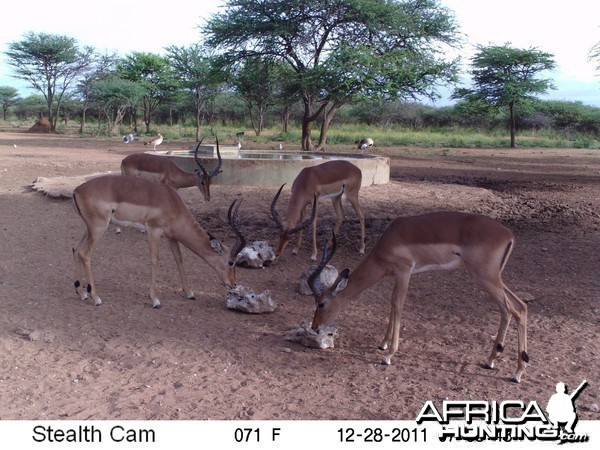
411,257,462,274
111,217,147,232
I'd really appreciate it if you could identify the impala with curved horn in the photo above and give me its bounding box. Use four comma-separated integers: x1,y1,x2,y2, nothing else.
308,211,529,383
120,138,223,201
72,174,246,309
270,160,366,261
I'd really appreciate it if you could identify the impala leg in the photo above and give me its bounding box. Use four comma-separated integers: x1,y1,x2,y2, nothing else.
147,228,162,309
73,232,90,301
73,228,104,306
503,283,528,383
331,195,345,236
346,193,366,256
293,206,306,256
310,202,321,261
473,273,529,382
382,272,411,365
167,238,195,300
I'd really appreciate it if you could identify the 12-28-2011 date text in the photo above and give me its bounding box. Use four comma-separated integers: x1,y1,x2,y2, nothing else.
338,427,426,443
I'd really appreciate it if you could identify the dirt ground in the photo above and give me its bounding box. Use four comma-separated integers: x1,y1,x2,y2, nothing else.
0,131,598,420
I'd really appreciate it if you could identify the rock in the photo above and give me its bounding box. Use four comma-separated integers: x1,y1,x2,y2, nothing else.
516,291,536,303
226,284,277,313
15,327,55,343
236,241,276,269
298,264,338,295
284,323,338,349
28,330,55,343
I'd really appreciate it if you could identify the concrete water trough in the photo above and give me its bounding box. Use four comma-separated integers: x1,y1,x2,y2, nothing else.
161,145,390,187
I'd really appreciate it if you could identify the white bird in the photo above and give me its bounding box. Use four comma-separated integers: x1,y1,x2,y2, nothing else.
122,133,136,144
276,143,283,150
237,141,242,151
356,138,374,154
144,133,163,151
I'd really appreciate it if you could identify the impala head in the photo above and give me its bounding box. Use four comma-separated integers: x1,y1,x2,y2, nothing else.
308,232,350,331
270,183,317,257
209,198,247,289
193,137,223,202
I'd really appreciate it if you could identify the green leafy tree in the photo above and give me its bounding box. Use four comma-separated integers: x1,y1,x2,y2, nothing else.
165,44,222,141
91,78,145,134
75,52,120,133
590,41,600,72
118,52,178,134
233,57,284,136
0,86,21,120
5,32,95,131
453,43,556,148
204,0,459,151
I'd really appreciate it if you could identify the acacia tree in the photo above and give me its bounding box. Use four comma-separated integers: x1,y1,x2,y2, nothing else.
233,57,285,136
453,43,556,148
5,32,95,131
75,52,119,133
204,0,459,151
91,78,145,134
0,86,21,120
590,41,600,72
118,52,177,134
165,44,222,141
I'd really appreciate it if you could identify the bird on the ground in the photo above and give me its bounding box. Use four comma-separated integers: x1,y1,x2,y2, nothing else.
144,133,163,151
122,133,136,144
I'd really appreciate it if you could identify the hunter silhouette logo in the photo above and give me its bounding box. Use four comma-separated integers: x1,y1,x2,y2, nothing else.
546,379,587,435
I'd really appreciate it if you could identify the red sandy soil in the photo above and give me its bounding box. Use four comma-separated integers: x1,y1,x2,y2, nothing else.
0,131,598,420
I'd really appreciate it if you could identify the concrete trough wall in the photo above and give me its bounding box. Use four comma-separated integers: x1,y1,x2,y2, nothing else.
164,149,389,187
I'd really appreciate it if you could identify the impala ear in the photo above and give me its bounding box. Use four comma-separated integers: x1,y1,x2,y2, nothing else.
210,238,224,255
330,268,350,296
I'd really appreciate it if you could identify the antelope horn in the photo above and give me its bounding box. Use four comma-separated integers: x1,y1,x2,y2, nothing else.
307,231,337,299
208,136,223,178
287,193,317,235
270,184,286,232
193,138,209,177
228,198,246,264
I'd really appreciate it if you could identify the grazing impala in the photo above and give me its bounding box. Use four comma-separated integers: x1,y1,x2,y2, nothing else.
271,160,366,261
120,139,223,201
308,211,529,383
72,175,246,309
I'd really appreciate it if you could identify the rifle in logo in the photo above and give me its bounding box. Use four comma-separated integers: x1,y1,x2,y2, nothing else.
546,379,587,434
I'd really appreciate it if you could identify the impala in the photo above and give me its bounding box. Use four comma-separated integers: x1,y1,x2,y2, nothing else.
120,139,223,201
270,160,366,261
72,174,246,309
308,211,529,383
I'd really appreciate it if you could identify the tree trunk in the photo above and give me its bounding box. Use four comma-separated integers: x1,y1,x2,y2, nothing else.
509,101,516,148
315,101,343,152
280,106,290,133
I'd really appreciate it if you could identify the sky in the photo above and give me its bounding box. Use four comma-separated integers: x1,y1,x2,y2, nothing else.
1,0,599,106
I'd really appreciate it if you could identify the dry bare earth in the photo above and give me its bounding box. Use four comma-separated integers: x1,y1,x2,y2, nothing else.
0,131,598,420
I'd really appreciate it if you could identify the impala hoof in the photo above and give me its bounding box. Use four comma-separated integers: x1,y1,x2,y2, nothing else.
482,362,494,370
153,304,162,310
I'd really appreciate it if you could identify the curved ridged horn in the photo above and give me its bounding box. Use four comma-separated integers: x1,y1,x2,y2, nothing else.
193,137,222,179
209,136,223,178
228,198,246,264
288,193,317,235
307,231,337,299
270,184,286,231
271,184,317,235
193,138,208,177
